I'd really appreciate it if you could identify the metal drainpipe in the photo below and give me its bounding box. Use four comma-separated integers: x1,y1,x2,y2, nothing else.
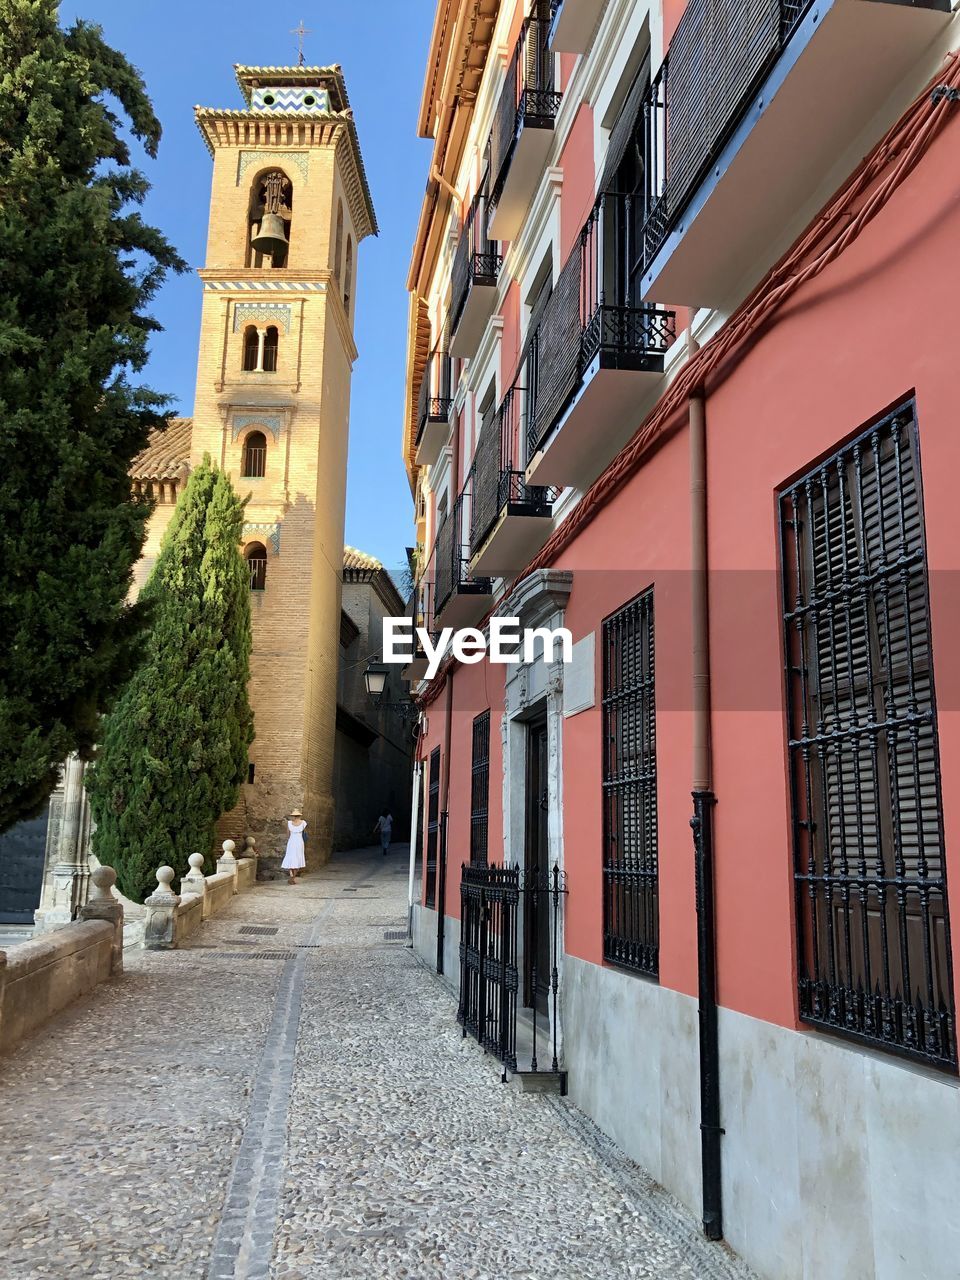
688,325,723,1242
437,680,453,974
436,407,462,975
406,758,422,941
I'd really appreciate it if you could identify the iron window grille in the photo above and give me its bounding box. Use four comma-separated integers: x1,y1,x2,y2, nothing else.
602,589,658,976
470,711,491,867
470,387,558,556
779,402,955,1070
425,746,441,909
641,0,815,270
241,431,267,478
451,179,501,338
488,0,563,213
246,545,267,592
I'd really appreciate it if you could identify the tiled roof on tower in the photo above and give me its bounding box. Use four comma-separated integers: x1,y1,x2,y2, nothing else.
130,418,193,482
195,63,377,241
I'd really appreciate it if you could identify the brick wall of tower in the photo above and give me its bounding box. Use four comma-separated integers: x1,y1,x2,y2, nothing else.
188,125,361,874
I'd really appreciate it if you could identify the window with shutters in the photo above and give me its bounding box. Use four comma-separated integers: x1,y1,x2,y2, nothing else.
602,69,648,310
470,711,491,866
521,64,676,464
641,0,816,267
602,589,658,976
425,747,441,909
524,264,553,440
780,401,955,1070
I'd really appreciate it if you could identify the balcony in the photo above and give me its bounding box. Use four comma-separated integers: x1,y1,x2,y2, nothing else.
415,344,453,468
434,487,492,629
402,570,433,684
524,193,676,488
487,5,563,241
640,0,951,308
450,186,502,360
549,0,604,54
470,388,558,578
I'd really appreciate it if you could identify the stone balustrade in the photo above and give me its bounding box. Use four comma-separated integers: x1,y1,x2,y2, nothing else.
0,866,123,1055
142,837,259,951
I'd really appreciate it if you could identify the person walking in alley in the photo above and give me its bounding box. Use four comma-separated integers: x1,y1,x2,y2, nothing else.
282,809,307,884
373,809,393,856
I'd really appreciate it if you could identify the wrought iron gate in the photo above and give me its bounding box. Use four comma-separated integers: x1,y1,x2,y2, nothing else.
457,862,567,1084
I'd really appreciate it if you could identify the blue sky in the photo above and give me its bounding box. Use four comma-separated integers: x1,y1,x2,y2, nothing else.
60,1,435,576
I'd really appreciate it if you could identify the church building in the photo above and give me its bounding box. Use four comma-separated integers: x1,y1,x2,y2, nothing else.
27,61,377,920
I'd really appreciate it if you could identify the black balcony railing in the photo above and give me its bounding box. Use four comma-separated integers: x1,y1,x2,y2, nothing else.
489,2,562,211
642,0,814,269
470,388,558,557
434,486,492,619
525,192,676,459
451,183,502,338
416,343,453,447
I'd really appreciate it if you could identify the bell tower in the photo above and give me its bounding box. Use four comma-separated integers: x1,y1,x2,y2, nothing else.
192,65,377,869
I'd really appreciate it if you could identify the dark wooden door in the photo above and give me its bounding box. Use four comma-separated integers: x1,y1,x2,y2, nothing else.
524,719,551,1013
0,807,49,924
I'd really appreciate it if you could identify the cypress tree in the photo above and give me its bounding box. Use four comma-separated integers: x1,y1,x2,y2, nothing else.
86,458,254,902
0,0,185,831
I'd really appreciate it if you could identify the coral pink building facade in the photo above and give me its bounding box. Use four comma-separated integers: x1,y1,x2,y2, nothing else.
402,3,960,1276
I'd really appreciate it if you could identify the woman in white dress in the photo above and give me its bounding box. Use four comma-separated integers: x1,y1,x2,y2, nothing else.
282,809,306,884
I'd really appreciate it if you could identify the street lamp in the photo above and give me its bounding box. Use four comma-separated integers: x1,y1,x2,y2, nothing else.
362,660,390,701
363,657,419,722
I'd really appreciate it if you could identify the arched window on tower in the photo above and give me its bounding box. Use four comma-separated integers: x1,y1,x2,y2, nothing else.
344,236,354,316
263,326,279,372
241,431,267,478
334,200,344,284
248,169,292,269
242,325,259,371
245,542,268,591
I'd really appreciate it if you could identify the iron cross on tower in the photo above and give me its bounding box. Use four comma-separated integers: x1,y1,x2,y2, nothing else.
291,19,312,67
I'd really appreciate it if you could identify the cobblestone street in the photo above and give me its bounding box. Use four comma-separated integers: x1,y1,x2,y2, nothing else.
0,848,754,1279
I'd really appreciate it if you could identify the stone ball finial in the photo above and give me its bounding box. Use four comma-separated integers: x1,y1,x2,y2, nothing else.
244,835,257,853
188,853,205,873
222,839,236,855
156,866,175,890
90,865,117,899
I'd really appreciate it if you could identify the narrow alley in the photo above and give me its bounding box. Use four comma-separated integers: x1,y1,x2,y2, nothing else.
0,847,753,1280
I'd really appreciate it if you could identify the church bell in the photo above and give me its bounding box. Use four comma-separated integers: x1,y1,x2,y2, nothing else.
251,212,288,259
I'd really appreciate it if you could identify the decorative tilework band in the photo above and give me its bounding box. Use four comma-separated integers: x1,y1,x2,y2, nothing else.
233,303,293,334
205,280,325,293
243,522,282,555
232,413,285,442
237,150,310,185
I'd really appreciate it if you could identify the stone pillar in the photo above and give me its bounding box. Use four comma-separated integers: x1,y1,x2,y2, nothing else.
79,866,124,975
216,839,239,894
180,853,208,913
34,754,92,934
142,867,180,950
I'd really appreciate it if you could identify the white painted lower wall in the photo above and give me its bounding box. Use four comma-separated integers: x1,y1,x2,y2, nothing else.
411,903,460,995
562,953,960,1280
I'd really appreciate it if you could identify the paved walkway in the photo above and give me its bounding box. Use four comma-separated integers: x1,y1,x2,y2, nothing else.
0,847,754,1280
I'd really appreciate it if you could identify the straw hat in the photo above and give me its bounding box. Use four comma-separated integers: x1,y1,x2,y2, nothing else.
290,808,303,818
